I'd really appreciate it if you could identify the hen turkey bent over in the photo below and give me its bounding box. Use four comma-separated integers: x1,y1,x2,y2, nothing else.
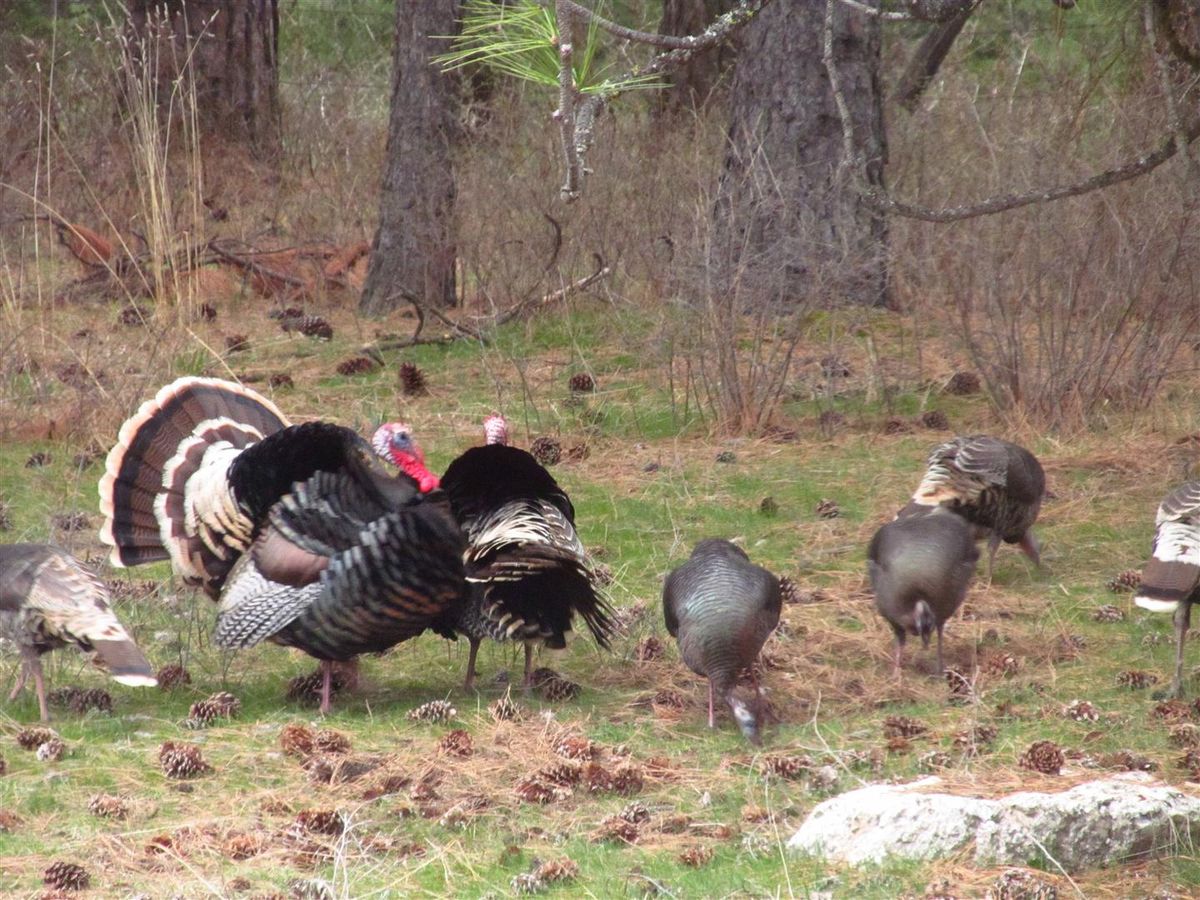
424,414,613,690
662,539,781,744
1,544,156,720
99,377,465,712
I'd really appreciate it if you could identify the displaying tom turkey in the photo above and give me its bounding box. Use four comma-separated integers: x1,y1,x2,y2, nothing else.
662,539,781,745
420,414,613,690
867,507,979,677
901,435,1045,579
1,543,156,720
99,377,466,713
1133,481,1200,699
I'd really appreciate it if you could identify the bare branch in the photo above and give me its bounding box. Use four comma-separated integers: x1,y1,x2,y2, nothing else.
891,5,976,110
554,1,584,200
493,253,610,325
558,0,760,48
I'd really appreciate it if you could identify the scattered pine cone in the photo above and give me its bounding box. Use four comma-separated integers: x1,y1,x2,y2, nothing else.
295,315,334,340
1177,747,1200,776
1170,723,1200,748
407,700,456,724
591,561,613,585
650,688,686,709
336,356,377,376
155,664,191,691
159,741,212,779
0,502,11,531
568,372,595,394
530,436,562,466
280,723,315,757
778,575,803,606
945,371,981,395
222,832,264,861
1063,700,1100,722
1054,633,1087,661
294,809,345,836
554,735,598,760
715,450,737,464
25,451,51,468
1100,750,1157,772
816,498,840,519
990,869,1058,900
761,755,811,780
982,652,1022,677
225,334,250,353
620,801,651,824
286,665,355,705
52,512,90,533
883,417,913,435
679,845,714,867
610,764,644,795
511,872,544,894
269,306,305,320
1116,670,1159,690
945,668,975,702
186,691,241,728
118,304,149,327
1152,699,1193,722
919,750,953,772
87,794,128,819
582,762,613,793
397,361,429,395
759,496,779,516
43,861,89,892
883,715,929,739
1106,569,1141,593
437,729,473,758
952,724,998,755
1019,740,1064,775
37,738,66,762
534,857,579,884
269,372,295,390
761,424,800,443
565,443,590,462
920,409,950,430
489,695,524,722
538,762,582,786
635,635,665,661
16,727,57,751
592,814,639,844
515,775,570,804
1092,605,1125,623
540,675,581,702
314,729,351,755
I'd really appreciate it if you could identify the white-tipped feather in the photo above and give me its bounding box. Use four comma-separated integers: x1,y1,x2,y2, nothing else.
1135,596,1181,614
113,673,159,687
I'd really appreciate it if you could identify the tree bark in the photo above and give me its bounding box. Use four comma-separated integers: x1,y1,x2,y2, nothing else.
657,0,733,113
124,0,280,160
891,5,973,112
360,0,462,316
712,0,888,308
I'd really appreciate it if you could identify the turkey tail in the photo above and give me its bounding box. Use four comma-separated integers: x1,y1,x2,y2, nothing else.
90,639,157,686
914,600,935,647
1134,551,1200,614
99,377,289,594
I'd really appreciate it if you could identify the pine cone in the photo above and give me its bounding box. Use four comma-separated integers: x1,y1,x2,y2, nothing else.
437,729,473,758
533,857,579,884
222,832,264,860
635,635,665,661
816,498,841,519
159,741,212,779
919,750,953,772
920,409,950,430
611,764,644,795
715,449,737,464
511,872,544,894
759,496,779,517
1152,699,1193,722
883,417,913,435
982,652,1022,677
620,801,650,824
43,861,89,891
269,306,305,320
398,361,428,395
87,794,128,819
281,315,333,341
294,809,345,836
679,845,714,867
989,868,1059,900
407,700,457,724
540,675,581,702
1116,670,1159,689
1092,604,1125,623
1177,747,1200,776
489,695,525,722
952,724,997,755
280,723,315,758
336,356,377,376
37,738,66,762
761,755,812,780
1170,723,1200,748
52,512,90,533
591,561,613,585
47,687,80,709
538,762,582,786
1063,700,1100,722
566,443,590,462
269,372,295,390
944,371,981,395
118,304,149,327
286,664,355,704
185,691,241,728
0,501,11,531
1054,634,1087,661
1106,569,1141,593
514,775,570,804
592,815,639,844
778,575,802,606
583,762,614,793
530,436,562,466
16,727,57,751
883,715,929,739
554,735,598,760
1100,750,1156,772
73,687,112,714
650,688,686,709
1019,740,1064,775
568,372,595,394
25,451,51,468
225,334,250,353
314,729,351,755
155,664,192,691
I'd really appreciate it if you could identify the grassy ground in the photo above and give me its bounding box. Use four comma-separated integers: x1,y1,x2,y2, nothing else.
1,290,1199,900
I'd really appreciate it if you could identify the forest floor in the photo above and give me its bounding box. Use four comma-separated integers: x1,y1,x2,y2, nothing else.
1,273,1199,899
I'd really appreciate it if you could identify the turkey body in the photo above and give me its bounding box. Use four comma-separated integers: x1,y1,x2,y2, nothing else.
662,539,781,744
867,507,978,676
436,440,613,689
0,543,156,720
99,377,466,712
902,435,1044,577
1134,481,1200,698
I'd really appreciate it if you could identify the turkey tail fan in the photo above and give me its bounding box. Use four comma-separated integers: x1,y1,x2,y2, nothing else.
99,377,290,591
89,639,157,687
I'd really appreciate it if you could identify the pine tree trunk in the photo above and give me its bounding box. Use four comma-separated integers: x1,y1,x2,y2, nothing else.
360,0,461,316
657,0,732,113
712,0,888,308
125,0,280,160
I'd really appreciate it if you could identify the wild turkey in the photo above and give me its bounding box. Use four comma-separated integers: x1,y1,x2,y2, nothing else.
662,539,781,745
0,544,156,720
867,507,979,677
901,435,1044,579
1134,481,1200,698
433,414,613,690
99,377,466,713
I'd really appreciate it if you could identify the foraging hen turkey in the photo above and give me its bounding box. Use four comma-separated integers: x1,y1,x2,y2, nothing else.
867,507,978,676
1133,481,1200,698
901,435,1044,578
425,414,613,689
662,539,781,744
0,543,156,720
99,377,466,712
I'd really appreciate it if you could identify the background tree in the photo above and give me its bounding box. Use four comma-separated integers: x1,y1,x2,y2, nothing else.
657,0,734,113
360,0,462,316
124,0,280,160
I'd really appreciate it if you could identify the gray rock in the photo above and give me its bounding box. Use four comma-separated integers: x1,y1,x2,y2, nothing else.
788,773,1200,873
